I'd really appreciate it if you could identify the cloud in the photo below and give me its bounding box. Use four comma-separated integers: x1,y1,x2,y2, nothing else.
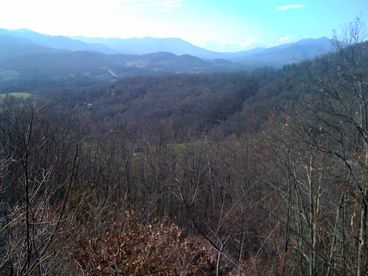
277,35,291,44
277,4,305,11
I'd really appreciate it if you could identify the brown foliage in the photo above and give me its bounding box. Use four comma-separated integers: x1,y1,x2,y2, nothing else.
72,211,227,275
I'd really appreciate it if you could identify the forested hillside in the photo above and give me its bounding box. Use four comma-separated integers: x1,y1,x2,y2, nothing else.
1,24,368,275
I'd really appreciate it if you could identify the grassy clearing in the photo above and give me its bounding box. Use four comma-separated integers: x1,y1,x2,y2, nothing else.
0,92,32,99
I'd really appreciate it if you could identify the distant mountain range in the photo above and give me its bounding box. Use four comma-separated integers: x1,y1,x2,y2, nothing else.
75,36,218,58
73,36,333,66
0,28,335,87
0,34,240,81
0,28,334,61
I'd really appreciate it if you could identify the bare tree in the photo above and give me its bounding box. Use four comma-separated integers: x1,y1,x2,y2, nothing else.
301,16,368,275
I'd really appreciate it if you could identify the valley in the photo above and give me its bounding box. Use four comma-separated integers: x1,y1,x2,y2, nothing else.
0,29,333,91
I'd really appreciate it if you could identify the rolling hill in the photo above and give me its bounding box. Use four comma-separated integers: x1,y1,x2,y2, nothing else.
0,29,335,91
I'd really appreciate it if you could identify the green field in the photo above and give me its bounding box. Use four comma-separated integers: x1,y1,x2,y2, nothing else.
0,92,32,99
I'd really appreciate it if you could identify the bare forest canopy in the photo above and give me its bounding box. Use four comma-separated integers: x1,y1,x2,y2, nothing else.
1,20,368,275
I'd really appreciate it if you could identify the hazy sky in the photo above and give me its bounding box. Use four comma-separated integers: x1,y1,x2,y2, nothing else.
0,0,367,51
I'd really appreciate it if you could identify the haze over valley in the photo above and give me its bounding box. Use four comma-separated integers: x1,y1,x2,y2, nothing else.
0,28,334,91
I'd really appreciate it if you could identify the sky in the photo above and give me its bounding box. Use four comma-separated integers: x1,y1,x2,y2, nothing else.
0,0,367,52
